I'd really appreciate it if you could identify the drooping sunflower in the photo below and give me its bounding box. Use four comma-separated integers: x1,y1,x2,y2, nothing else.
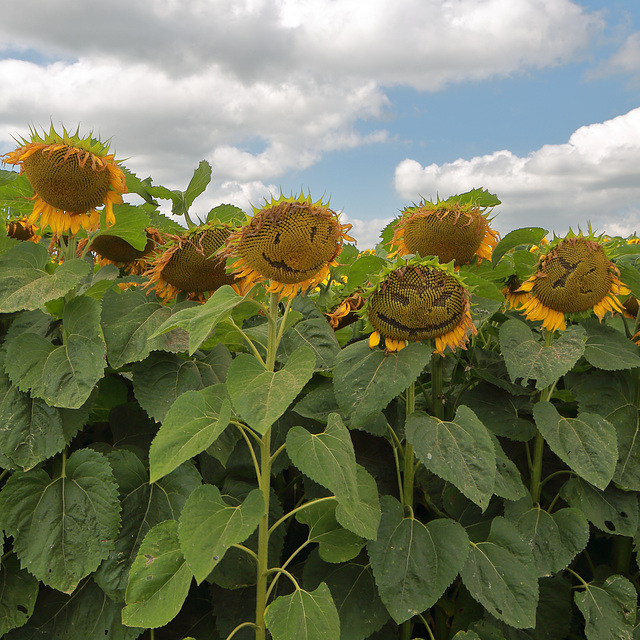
5,217,41,243
389,192,500,266
326,293,365,329
516,235,630,332
144,223,236,301
363,259,476,354
87,228,162,275
221,192,354,298
1,124,127,235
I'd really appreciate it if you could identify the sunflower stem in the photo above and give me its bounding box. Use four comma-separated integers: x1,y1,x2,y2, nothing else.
530,330,556,505
254,291,279,640
431,354,444,420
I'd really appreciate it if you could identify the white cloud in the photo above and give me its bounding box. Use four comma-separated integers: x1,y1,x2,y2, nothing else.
394,107,640,237
0,0,603,195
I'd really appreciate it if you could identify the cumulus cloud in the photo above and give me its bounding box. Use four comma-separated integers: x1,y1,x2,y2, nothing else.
394,107,640,237
0,0,602,194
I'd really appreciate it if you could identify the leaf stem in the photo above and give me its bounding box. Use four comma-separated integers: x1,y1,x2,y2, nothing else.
225,621,260,640
234,423,262,485
268,496,337,536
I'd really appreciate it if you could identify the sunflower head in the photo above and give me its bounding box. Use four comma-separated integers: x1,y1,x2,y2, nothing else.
221,191,354,298
363,257,476,354
516,233,630,332
6,217,41,242
1,124,127,235
145,223,236,301
389,190,500,266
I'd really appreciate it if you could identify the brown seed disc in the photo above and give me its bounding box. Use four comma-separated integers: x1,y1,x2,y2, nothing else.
237,202,341,284
161,227,235,292
532,238,612,313
90,233,155,263
368,265,466,340
402,207,487,265
22,147,111,212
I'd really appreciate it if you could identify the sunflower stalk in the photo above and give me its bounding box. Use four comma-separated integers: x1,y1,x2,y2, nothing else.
254,291,280,640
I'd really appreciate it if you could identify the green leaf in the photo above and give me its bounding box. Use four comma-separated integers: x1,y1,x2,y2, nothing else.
265,582,340,640
0,360,90,470
367,496,469,624
334,464,381,540
279,317,341,371
569,370,640,490
227,346,315,434
505,497,589,576
0,554,39,636
184,160,212,211
178,484,264,584
5,295,106,409
499,319,585,390
575,574,636,640
333,340,430,429
492,227,548,267
93,450,201,603
0,243,90,313
560,478,639,536
406,407,496,510
152,285,244,354
492,436,527,501
207,203,246,226
460,517,538,629
533,401,617,489
101,288,191,368
345,254,387,294
90,202,150,250
122,520,192,629
287,413,358,507
302,552,389,640
581,317,640,370
296,499,364,563
0,448,121,593
149,384,232,482
4,578,143,640
461,383,536,441
133,349,229,422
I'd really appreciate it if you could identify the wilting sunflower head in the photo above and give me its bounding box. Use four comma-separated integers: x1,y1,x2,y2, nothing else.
145,223,235,302
516,234,630,332
6,217,40,243
221,191,354,298
89,228,160,274
389,193,500,266
1,124,127,236
364,258,476,354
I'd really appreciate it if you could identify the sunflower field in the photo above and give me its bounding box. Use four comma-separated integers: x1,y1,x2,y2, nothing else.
1,126,640,640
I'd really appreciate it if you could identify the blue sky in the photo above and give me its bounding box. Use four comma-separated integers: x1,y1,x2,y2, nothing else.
1,0,639,247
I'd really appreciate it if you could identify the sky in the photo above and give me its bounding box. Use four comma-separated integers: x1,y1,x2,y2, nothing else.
1,0,639,248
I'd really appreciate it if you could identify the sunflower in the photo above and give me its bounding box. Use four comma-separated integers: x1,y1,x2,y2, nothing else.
6,217,41,243
221,192,354,298
363,259,476,354
389,195,499,266
144,223,236,301
87,228,161,275
326,293,365,329
516,235,629,332
1,124,127,235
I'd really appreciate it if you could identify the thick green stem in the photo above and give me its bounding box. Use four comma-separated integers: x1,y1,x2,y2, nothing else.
402,382,416,511
530,330,556,505
431,355,444,420
613,536,633,576
254,292,280,640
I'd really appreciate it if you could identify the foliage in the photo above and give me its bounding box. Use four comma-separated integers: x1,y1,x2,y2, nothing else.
1,149,640,640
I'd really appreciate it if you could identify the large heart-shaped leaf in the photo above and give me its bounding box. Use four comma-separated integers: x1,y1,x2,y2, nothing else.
227,346,315,434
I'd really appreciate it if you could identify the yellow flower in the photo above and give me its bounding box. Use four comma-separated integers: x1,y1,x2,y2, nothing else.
221,192,354,299
6,217,41,243
144,224,236,302
1,125,127,236
364,262,476,355
516,236,629,332
326,293,364,329
389,197,499,267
